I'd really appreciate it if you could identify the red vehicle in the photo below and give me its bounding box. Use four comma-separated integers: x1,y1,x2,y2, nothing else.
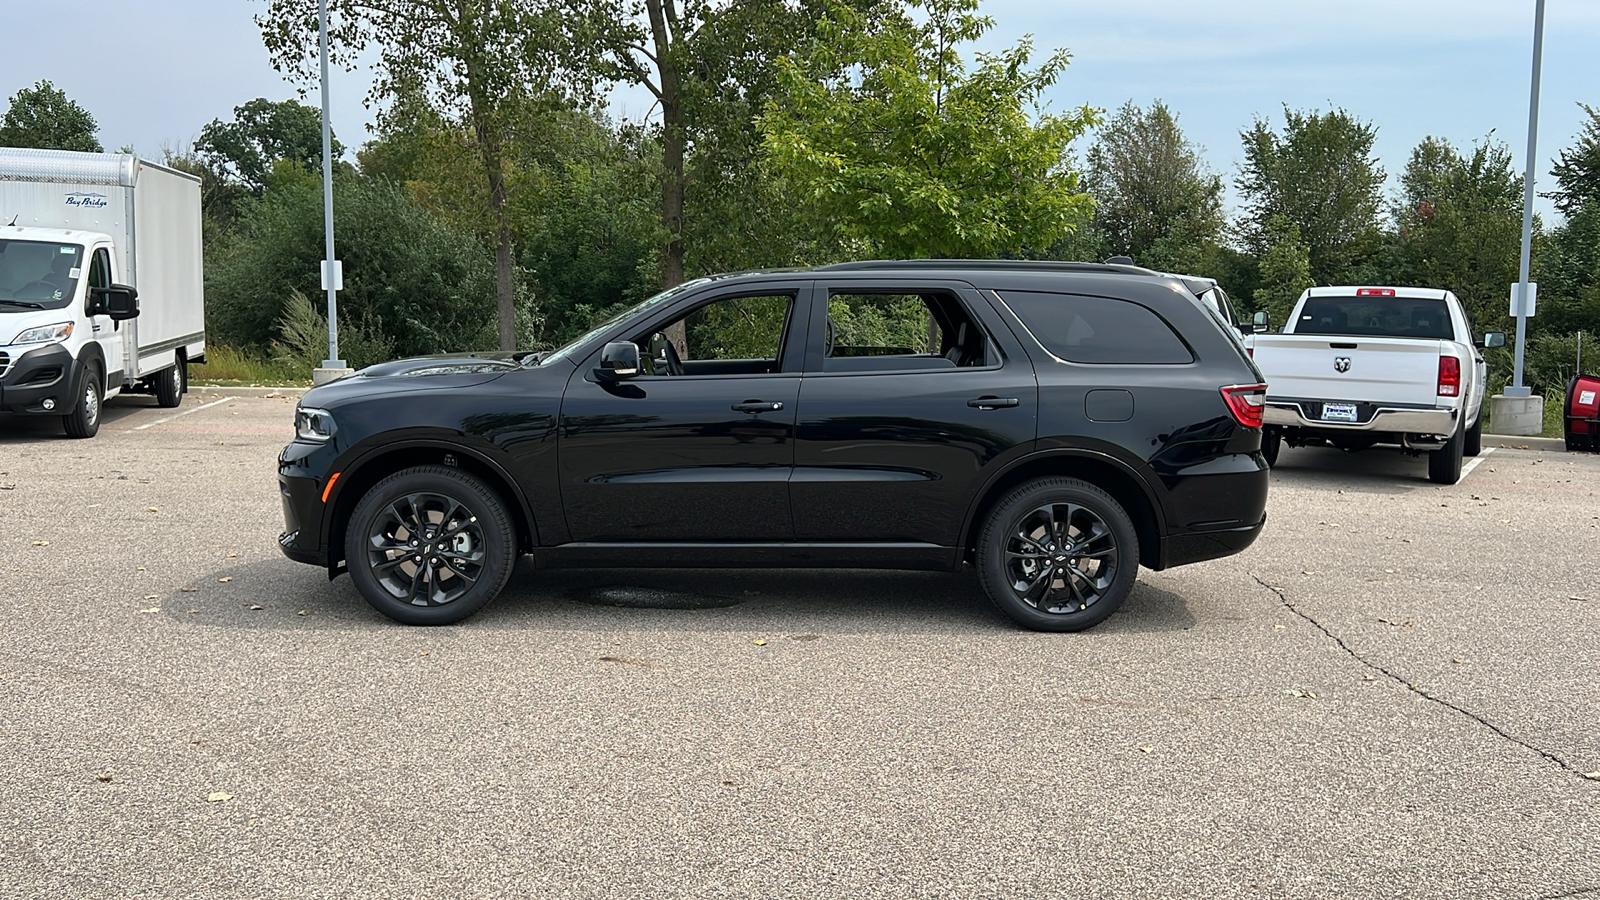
1567,373,1600,452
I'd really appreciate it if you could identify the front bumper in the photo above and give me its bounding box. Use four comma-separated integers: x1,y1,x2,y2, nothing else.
1263,398,1458,435
278,440,335,567
0,343,78,415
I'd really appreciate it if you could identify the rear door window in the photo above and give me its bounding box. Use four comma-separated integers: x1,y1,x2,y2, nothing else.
1000,291,1193,364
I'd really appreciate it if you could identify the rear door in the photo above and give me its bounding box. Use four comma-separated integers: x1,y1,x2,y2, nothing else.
789,279,1037,547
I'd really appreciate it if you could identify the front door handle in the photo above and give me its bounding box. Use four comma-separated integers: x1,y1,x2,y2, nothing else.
733,400,784,413
967,396,1019,410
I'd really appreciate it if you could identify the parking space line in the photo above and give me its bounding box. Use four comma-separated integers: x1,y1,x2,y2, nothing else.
1460,446,1496,480
124,397,234,433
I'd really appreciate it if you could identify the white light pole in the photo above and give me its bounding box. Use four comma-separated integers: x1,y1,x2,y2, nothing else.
316,0,347,378
1508,0,1545,398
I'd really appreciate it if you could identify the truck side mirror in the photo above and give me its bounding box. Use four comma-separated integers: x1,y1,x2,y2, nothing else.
1477,332,1506,349
1251,310,1271,333
94,284,140,320
594,341,641,381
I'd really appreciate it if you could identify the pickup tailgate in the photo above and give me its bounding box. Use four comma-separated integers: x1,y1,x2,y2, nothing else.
1252,335,1448,407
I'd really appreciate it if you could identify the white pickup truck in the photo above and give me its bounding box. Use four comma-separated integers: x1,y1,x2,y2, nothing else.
1245,286,1506,484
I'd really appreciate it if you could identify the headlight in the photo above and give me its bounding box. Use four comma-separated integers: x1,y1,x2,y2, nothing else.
294,407,337,441
12,322,74,345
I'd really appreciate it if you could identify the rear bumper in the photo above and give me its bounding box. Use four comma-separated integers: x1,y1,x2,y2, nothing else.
0,343,79,415
1162,515,1267,568
1264,399,1458,434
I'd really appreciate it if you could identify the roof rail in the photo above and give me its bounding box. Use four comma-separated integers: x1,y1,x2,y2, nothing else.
814,259,1160,275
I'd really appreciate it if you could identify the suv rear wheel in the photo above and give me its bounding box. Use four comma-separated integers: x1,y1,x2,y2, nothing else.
345,466,516,624
976,477,1139,632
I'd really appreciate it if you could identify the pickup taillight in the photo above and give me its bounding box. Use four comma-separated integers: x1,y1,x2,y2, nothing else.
1221,383,1267,428
1438,356,1461,397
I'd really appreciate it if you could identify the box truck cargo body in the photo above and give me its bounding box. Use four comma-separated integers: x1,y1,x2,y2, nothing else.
0,147,204,437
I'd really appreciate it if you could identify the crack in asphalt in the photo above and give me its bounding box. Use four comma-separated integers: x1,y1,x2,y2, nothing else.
1251,574,1592,782
1537,888,1600,900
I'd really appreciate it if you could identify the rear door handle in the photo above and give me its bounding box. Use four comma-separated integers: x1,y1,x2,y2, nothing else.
967,397,1019,409
733,401,784,413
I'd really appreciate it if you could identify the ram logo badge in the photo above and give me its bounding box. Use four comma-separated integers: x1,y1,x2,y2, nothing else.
1333,356,1352,373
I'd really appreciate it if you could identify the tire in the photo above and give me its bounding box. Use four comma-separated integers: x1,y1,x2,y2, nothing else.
154,360,184,408
1463,412,1482,457
1428,423,1465,485
345,466,517,625
1261,428,1281,467
976,477,1140,632
62,363,102,439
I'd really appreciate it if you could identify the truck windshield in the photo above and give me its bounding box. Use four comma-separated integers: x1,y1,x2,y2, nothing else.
1294,297,1454,340
0,239,84,311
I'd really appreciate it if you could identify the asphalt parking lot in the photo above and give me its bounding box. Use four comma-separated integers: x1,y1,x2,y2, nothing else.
2,391,1597,899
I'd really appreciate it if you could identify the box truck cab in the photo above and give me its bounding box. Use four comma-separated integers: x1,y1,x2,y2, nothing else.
0,148,204,438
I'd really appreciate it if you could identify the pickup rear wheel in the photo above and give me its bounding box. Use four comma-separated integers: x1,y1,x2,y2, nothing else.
1428,424,1465,485
1261,428,1281,467
345,466,516,625
1464,413,1482,457
976,477,1139,632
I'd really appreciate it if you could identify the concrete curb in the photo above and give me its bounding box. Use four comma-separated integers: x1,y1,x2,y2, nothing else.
191,384,307,398
1484,433,1566,452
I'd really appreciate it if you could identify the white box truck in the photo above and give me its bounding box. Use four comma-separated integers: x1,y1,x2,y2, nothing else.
0,147,205,437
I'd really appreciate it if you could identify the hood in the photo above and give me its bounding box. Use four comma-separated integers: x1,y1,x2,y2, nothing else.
302,352,537,406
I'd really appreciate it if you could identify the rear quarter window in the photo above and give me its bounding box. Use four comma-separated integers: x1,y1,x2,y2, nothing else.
1001,290,1194,364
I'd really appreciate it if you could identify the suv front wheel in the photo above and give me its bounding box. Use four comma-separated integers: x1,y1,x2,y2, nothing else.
345,465,516,624
976,477,1139,632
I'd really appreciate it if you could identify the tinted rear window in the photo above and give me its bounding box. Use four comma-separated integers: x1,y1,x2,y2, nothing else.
1001,291,1193,364
1294,297,1454,339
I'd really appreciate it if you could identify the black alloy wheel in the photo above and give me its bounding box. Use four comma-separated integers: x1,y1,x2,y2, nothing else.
977,477,1139,632
345,466,515,624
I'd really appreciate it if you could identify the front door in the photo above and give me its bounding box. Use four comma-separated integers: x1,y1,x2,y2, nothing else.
558,284,810,542
790,281,1038,547
85,246,123,384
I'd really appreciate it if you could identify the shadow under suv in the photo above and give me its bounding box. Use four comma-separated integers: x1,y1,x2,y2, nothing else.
279,260,1270,631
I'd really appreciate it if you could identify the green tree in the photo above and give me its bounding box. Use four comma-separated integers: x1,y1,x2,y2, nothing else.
206,172,502,358
1083,100,1223,273
196,98,341,194
1237,106,1385,284
1252,215,1313,326
1391,136,1523,331
1541,106,1600,338
1549,103,1600,217
759,0,1098,260
0,80,102,152
258,0,623,350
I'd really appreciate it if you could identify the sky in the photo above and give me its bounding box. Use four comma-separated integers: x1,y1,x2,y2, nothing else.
3,0,1598,222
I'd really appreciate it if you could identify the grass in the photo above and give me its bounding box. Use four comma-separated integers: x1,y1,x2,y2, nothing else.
190,344,310,387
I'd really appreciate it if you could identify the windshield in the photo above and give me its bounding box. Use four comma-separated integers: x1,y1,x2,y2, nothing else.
0,240,84,311
1293,297,1455,340
538,277,714,365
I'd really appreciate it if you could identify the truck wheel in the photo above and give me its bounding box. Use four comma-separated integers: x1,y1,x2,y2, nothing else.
976,477,1139,632
154,361,184,408
1261,428,1281,467
1463,414,1482,457
1428,425,1464,485
345,465,516,625
62,364,102,439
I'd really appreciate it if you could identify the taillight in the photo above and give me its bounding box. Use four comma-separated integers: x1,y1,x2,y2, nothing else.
1438,356,1461,396
1221,383,1267,428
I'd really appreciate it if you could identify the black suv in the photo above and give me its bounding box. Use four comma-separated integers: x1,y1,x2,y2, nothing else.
279,261,1269,631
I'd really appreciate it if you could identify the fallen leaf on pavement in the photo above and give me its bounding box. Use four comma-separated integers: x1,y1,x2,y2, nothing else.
1137,746,1154,753
206,792,232,803
218,577,232,583
31,540,48,547
139,607,160,614
753,638,768,646
146,506,159,513
242,603,263,611
180,586,198,593
96,774,113,783
296,609,309,617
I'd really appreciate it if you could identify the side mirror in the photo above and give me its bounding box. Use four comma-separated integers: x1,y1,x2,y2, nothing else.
1478,331,1507,349
1251,310,1271,334
95,284,140,320
594,341,641,381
